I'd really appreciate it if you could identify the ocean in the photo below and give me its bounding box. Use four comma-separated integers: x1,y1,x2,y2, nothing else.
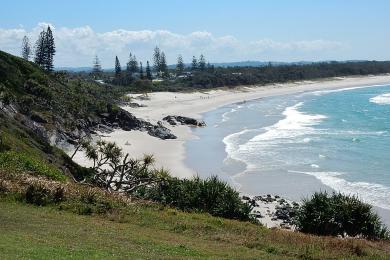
185,84,390,222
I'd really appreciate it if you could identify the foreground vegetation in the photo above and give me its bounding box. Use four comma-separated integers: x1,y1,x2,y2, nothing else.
1,171,390,259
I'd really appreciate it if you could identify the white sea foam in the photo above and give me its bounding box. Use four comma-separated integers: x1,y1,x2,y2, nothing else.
370,93,390,105
310,83,390,96
290,170,390,210
249,102,326,142
223,128,256,162
223,102,327,172
221,105,243,122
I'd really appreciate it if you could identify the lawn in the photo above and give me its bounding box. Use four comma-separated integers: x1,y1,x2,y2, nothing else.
1,199,389,259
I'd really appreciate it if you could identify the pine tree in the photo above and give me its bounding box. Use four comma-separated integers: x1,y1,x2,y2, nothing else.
115,56,121,77
92,55,103,78
139,62,144,79
153,46,161,72
126,53,132,73
44,26,56,72
199,54,206,71
21,36,31,61
146,61,152,80
176,54,184,74
126,53,138,75
34,30,46,68
130,55,138,73
191,56,198,71
160,52,169,78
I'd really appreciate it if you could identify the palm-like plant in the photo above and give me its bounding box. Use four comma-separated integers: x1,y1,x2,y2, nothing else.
84,140,168,193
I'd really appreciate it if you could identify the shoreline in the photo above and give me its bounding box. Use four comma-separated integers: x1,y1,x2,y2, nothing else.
69,74,390,228
115,74,390,179
71,74,390,179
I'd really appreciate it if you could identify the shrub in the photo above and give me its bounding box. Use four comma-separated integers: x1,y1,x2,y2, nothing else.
0,132,10,152
0,151,66,181
25,182,51,206
138,175,252,221
295,192,389,240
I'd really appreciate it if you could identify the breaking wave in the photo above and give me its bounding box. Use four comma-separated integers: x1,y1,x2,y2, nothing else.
370,93,390,105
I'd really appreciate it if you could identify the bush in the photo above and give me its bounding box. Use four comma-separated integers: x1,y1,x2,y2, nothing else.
24,182,65,206
25,182,51,206
0,151,66,181
295,192,389,240
138,175,252,221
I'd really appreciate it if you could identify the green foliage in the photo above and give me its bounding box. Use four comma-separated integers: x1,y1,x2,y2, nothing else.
0,151,66,181
138,175,252,221
23,182,65,206
295,192,390,240
25,182,52,206
23,79,53,100
147,60,390,91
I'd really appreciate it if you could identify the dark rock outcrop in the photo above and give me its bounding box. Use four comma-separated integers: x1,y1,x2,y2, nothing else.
101,109,176,140
163,115,206,127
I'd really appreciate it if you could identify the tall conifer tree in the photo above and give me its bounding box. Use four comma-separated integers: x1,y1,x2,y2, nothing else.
21,36,31,61
115,56,121,77
139,62,144,79
160,52,168,78
199,54,206,71
92,55,103,78
191,56,198,71
153,46,161,72
146,61,152,80
176,54,184,74
44,26,56,72
34,30,46,68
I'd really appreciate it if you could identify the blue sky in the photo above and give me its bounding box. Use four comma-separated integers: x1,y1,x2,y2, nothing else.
1,0,389,67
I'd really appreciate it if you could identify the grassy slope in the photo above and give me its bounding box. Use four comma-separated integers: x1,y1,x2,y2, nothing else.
0,197,389,259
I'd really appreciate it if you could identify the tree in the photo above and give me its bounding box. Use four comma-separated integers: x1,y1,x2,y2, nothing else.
191,56,198,71
176,54,185,74
34,30,46,68
146,61,152,80
160,51,169,78
92,55,103,78
33,27,56,71
126,53,138,75
44,26,56,72
139,61,144,79
295,192,389,240
115,56,121,78
83,140,169,193
153,46,161,72
199,54,206,71
21,36,31,61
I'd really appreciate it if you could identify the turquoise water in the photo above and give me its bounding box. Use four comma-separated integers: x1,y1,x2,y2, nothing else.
186,84,390,212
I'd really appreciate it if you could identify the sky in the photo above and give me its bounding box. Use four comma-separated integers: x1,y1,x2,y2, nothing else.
0,0,389,68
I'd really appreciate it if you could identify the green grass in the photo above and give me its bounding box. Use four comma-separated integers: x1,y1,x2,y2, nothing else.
0,197,389,259
0,151,66,181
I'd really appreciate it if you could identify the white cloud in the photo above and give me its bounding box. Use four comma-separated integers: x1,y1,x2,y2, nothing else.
0,23,347,68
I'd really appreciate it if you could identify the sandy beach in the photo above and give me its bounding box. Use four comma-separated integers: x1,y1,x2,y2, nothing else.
71,75,390,179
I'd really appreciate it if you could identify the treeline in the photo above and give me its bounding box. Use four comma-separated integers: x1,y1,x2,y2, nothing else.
164,60,390,90
93,46,211,86
91,45,390,90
